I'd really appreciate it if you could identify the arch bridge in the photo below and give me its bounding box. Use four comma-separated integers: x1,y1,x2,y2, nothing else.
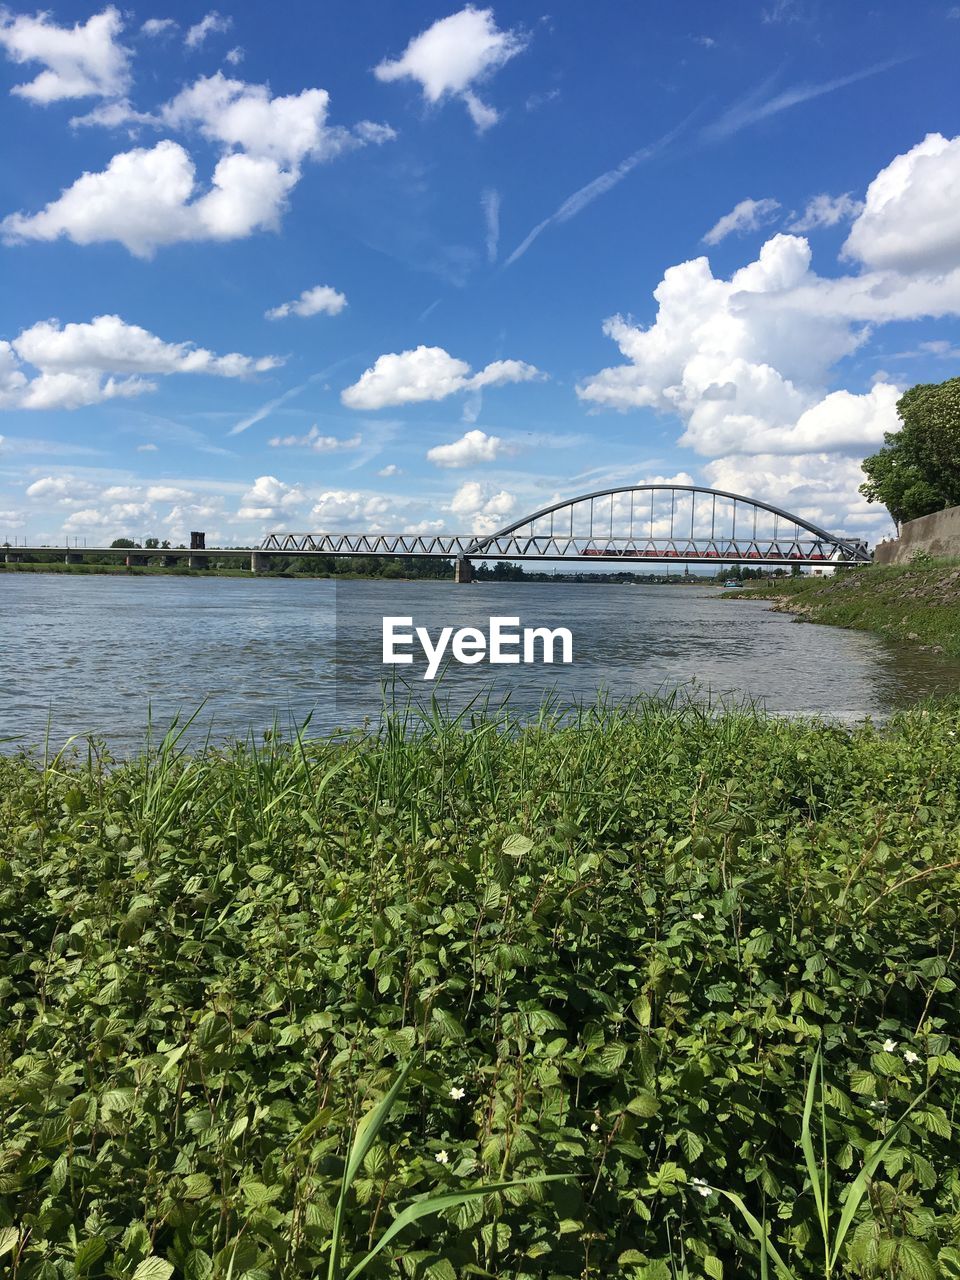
260,484,870,581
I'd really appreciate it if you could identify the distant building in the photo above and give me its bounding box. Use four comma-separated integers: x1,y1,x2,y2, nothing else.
190,531,206,550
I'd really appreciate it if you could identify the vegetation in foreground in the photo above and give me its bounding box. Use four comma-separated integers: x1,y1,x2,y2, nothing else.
733,560,960,659
2,699,960,1279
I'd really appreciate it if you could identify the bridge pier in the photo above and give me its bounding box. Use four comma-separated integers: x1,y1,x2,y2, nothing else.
187,553,203,569
64,553,82,565
454,556,473,584
250,551,266,574
4,552,21,563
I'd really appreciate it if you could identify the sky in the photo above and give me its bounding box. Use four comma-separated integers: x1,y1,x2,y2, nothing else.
2,0,960,549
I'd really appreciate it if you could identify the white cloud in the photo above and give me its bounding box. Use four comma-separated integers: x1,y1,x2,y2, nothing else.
141,18,177,37
237,475,304,521
576,233,904,457
482,187,500,263
449,479,516,534
378,463,401,477
842,132,960,273
160,72,389,167
269,426,362,451
341,345,541,410
0,6,130,103
225,46,244,65
1,140,298,258
137,442,159,451
703,452,894,542
703,197,780,245
573,133,960,532
26,475,96,504
146,485,192,502
786,192,863,232
374,6,528,132
184,10,231,50
427,428,505,468
1,314,279,411
309,490,391,527
266,284,347,320
5,73,394,257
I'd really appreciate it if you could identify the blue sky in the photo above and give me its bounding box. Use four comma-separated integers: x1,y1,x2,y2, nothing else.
2,0,960,547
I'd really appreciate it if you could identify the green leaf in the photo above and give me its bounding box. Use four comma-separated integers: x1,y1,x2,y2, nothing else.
343,1177,569,1280
680,1129,704,1162
132,1259,175,1280
0,1228,19,1260
895,1238,937,1280
74,1237,108,1277
502,834,533,857
829,1085,930,1271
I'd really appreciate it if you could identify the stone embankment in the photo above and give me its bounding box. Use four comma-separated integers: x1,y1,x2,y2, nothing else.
875,503,960,565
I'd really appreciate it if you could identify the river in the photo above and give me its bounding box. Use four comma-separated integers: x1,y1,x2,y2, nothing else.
2,574,959,752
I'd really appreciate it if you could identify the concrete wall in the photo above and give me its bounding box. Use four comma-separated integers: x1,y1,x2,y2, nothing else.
874,503,960,565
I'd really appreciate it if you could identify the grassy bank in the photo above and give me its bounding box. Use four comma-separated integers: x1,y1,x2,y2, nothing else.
733,562,960,658
2,700,960,1279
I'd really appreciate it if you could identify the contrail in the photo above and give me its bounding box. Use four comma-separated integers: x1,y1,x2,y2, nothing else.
503,118,689,268
701,59,902,142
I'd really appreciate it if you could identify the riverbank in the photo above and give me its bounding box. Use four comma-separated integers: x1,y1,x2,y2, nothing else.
733,560,960,658
3,699,959,1278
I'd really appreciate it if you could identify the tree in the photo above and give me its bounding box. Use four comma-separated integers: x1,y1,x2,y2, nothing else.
860,375,960,529
144,537,160,549
110,538,138,549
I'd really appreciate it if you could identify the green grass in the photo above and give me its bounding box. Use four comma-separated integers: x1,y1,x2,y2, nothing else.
733,563,960,658
2,697,960,1279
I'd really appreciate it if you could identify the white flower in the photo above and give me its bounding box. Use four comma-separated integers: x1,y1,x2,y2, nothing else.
449,1086,466,1100
883,1038,897,1052
435,1150,449,1164
589,1122,599,1132
692,912,705,922
869,1100,888,1110
903,1050,920,1064
691,1177,711,1197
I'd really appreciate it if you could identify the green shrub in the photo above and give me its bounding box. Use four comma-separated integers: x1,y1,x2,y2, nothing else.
1,699,959,1277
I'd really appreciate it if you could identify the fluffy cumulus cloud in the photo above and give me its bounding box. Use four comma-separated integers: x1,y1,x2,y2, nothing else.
449,480,515,534
266,284,347,320
3,72,394,256
374,6,528,132
703,197,780,245
574,134,960,536
1,314,279,411
304,490,403,532
841,132,960,273
342,346,541,410
426,428,505,468
237,475,304,522
0,6,130,103
576,233,893,456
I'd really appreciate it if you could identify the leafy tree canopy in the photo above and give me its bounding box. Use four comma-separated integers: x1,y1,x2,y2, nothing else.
860,375,960,527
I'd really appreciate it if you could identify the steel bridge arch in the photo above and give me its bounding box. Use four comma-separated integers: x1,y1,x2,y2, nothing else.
462,483,868,560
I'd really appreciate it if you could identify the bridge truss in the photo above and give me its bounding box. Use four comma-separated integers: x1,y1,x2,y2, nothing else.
261,484,871,566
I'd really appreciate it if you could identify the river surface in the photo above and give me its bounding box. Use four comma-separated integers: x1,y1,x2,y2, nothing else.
2,575,959,751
